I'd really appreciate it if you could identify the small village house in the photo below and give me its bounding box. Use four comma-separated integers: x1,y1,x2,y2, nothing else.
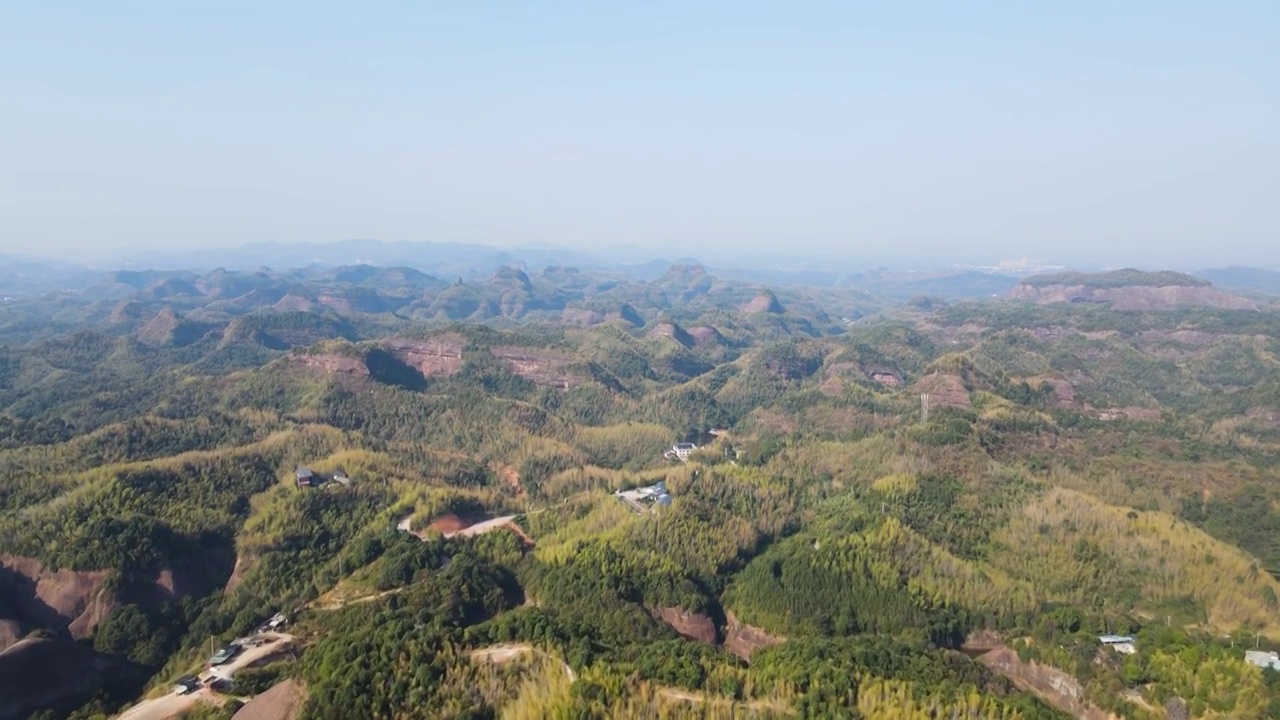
295,467,318,488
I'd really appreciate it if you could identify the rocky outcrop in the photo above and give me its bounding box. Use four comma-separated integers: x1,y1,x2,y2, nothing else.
1,555,229,645
1042,378,1076,408
742,290,785,314
980,647,1120,720
0,556,113,641
290,353,371,377
864,365,903,388
491,347,577,389
224,554,250,594
385,336,465,376
1010,283,1256,311
647,322,695,348
232,678,307,720
910,373,971,409
0,620,22,653
650,607,718,645
723,611,781,663
686,326,725,346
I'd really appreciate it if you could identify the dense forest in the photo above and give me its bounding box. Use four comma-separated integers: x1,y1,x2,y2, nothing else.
3,263,1280,719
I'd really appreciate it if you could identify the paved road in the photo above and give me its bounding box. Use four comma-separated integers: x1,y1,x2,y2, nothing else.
113,633,296,720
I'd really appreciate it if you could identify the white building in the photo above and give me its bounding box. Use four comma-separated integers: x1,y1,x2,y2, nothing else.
670,442,697,461
1098,635,1137,655
1246,650,1280,671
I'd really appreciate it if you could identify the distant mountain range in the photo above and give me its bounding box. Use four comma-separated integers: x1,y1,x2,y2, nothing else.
1,240,1025,300
5,240,1278,309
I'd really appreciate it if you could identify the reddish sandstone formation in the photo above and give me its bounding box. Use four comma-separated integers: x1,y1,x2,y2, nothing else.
910,373,971,409
385,335,465,376
0,556,113,641
650,607,718,645
723,611,782,662
290,354,370,376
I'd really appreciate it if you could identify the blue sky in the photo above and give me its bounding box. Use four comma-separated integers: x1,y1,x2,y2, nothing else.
1,2,1276,267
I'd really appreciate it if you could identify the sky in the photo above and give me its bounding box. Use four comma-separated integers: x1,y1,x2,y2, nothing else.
1,2,1276,268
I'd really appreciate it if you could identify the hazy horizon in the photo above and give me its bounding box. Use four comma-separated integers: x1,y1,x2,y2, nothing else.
3,3,1276,268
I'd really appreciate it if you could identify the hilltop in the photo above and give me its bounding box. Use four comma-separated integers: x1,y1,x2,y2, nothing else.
1010,269,1257,311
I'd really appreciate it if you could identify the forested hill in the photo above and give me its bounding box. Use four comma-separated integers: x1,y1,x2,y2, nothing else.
0,262,879,347
3,263,1280,719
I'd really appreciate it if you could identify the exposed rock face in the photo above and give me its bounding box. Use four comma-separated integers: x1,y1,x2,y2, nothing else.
646,322,694,348
1009,283,1256,311
0,620,23,653
1,555,229,646
491,347,577,389
865,365,903,388
910,373,971,409
1044,379,1075,407
232,678,307,720
962,629,1003,652
723,611,781,663
651,607,718,645
224,554,250,594
686,326,725,346
980,647,1120,720
0,556,113,641
1094,407,1161,422
291,353,371,377
386,336,464,376
742,291,785,314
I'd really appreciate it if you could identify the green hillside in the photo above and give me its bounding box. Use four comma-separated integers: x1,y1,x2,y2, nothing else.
3,266,1280,719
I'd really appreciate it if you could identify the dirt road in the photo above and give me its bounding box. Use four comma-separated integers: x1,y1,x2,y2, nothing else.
470,643,576,682
113,633,296,720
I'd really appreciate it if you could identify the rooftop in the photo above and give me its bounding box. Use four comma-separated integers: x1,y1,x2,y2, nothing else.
1098,635,1135,644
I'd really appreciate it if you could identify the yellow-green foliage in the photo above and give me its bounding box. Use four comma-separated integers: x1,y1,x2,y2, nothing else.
863,517,1037,616
991,488,1280,635
1144,650,1271,719
527,496,636,564
871,474,918,497
762,435,902,488
574,422,673,469
498,653,576,720
856,675,1026,720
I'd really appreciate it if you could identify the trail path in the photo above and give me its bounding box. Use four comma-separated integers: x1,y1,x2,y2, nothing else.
469,643,576,682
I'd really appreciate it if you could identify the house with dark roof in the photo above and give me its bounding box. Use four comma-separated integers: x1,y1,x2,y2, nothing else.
295,468,318,488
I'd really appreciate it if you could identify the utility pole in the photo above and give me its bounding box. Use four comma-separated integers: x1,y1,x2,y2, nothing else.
921,394,931,426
